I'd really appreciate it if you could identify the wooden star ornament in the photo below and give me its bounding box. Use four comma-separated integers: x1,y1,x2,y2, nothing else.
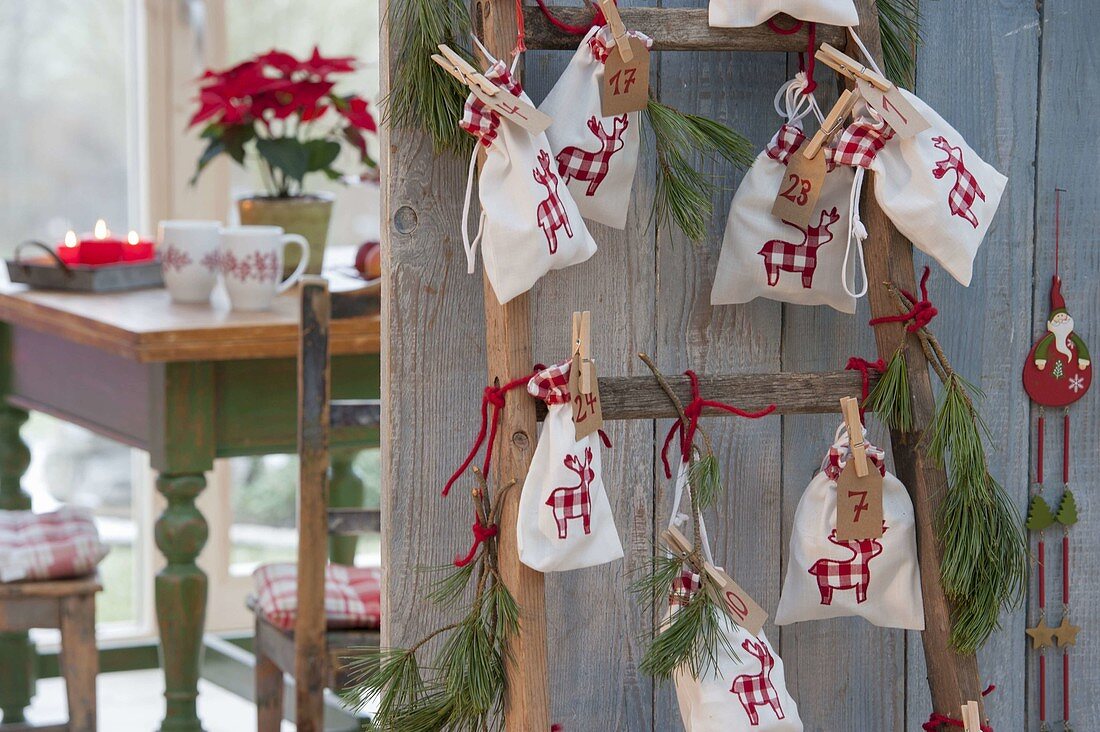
1053,617,1081,647
1026,617,1057,649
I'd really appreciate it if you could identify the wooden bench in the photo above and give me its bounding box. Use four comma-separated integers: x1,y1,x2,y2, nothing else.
251,277,381,732
0,576,100,732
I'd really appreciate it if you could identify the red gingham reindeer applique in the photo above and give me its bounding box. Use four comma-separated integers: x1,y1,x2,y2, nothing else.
931,135,985,229
729,638,786,726
555,115,629,197
808,525,887,605
545,447,594,539
533,149,574,254
757,207,841,289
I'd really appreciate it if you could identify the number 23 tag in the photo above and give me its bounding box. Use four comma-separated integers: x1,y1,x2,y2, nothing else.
771,147,827,227
600,37,650,117
835,460,884,541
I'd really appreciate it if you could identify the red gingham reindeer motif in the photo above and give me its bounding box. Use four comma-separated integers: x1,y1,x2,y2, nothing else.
729,638,786,726
545,447,594,539
757,207,841,289
533,149,573,254
808,526,887,605
931,135,986,229
555,115,629,197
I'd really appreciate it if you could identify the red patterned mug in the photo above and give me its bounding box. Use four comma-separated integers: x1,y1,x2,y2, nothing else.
219,226,310,311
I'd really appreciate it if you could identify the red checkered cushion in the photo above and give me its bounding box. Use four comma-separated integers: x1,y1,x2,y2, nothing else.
0,508,108,583
253,563,382,631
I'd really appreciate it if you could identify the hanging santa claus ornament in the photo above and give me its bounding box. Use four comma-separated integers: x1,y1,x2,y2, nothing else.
1022,189,1088,732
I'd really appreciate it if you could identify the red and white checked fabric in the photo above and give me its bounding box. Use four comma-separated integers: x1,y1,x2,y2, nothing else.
528,360,572,405
833,117,896,170
931,135,986,229
669,569,702,607
765,123,839,172
729,638,784,724
821,436,887,480
555,115,630,197
253,563,382,631
458,61,524,149
533,149,573,253
544,449,595,539
587,28,653,64
0,508,107,583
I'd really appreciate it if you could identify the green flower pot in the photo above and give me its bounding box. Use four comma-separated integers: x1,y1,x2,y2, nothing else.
237,193,333,276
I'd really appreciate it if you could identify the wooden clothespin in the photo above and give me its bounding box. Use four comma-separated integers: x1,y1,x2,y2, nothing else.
815,43,892,92
432,45,498,96
660,526,693,561
431,44,553,134
803,88,857,160
572,311,594,394
961,701,981,732
596,0,633,62
839,396,869,478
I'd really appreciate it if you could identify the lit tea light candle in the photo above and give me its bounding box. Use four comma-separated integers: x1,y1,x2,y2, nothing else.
56,230,81,265
78,219,125,265
123,229,155,262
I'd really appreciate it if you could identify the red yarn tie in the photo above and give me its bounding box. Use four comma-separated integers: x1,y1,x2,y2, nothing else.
766,18,816,94
533,0,606,35
845,356,886,420
868,266,938,333
922,684,996,732
660,370,776,477
454,520,499,567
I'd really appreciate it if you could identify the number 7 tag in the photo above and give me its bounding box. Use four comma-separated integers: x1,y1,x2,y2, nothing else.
835,460,884,541
857,78,930,139
771,147,827,227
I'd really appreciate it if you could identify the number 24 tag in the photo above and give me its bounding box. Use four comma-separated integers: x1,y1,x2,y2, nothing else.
771,148,827,227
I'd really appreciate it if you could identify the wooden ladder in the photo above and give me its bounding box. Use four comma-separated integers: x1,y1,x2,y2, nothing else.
473,0,984,728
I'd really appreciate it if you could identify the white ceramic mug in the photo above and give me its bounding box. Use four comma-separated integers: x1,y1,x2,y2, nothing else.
219,225,310,311
158,220,222,303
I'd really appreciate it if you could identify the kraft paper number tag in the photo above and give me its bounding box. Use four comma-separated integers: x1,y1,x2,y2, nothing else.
569,354,604,441
703,564,768,637
857,78,930,139
835,460,885,541
469,84,553,136
771,149,827,227
600,37,650,117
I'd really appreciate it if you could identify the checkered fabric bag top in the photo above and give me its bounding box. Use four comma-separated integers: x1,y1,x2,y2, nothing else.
253,563,382,631
821,432,887,480
528,360,572,405
587,27,653,63
669,569,702,607
0,507,108,583
833,117,896,170
459,61,523,149
765,124,840,172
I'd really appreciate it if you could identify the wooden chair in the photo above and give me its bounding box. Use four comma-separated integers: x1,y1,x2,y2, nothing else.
252,276,382,732
0,576,100,732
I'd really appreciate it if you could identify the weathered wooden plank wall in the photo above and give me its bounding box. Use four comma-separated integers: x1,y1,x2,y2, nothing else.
381,0,1096,729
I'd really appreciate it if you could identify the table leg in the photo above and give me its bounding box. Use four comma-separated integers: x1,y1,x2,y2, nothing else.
154,473,209,732
0,405,34,723
328,448,366,565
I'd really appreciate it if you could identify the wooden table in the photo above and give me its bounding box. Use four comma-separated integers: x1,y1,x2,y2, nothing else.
0,283,380,732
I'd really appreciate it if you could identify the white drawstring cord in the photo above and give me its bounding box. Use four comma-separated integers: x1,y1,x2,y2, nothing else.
461,145,485,274
847,29,886,79
666,460,716,566
773,73,820,128
842,166,869,299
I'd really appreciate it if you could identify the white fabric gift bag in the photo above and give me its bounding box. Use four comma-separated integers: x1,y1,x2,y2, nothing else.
663,464,803,732
834,52,1006,286
712,76,861,314
517,361,623,572
460,53,597,305
540,26,651,229
709,0,857,29
775,425,924,630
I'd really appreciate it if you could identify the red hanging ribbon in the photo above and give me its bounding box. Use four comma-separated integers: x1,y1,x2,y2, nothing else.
532,0,606,35
766,18,816,94
845,356,886,419
454,520,499,567
868,266,938,333
921,685,996,732
660,370,776,478
513,0,528,53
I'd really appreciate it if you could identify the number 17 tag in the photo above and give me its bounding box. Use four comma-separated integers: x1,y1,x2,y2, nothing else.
771,148,827,227
600,37,650,117
835,460,884,541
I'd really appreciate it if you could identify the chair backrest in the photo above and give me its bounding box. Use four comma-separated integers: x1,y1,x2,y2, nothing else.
295,276,381,722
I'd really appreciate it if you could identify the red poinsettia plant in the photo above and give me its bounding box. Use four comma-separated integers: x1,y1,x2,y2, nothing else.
189,47,378,197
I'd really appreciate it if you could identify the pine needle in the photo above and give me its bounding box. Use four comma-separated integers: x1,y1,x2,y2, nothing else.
864,348,912,432
385,0,474,155
645,98,755,242
628,552,687,614
639,587,739,680
427,561,476,606
345,646,425,719
688,454,722,512
876,0,922,88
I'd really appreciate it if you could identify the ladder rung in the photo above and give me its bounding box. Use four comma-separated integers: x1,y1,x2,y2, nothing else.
331,399,381,429
536,370,877,421
521,8,846,52
328,508,381,535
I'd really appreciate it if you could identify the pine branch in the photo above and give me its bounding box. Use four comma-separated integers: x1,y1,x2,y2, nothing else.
688,453,722,512
638,587,739,680
628,551,686,615
645,98,755,242
864,348,913,432
876,0,922,88
385,0,474,155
